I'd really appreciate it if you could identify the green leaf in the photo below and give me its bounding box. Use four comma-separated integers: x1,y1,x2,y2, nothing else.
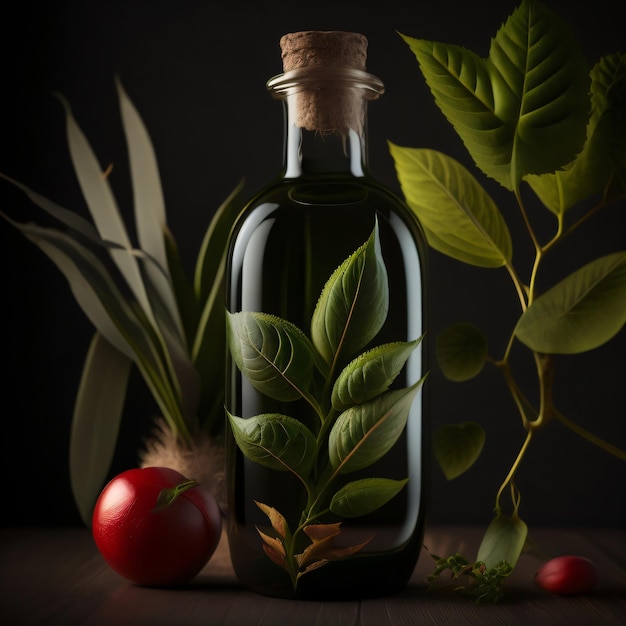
3,214,132,359
164,228,199,353
70,332,132,527
311,222,389,369
116,78,167,273
57,93,155,320
526,53,626,213
115,81,201,427
331,338,422,410
193,184,245,433
0,173,102,242
329,377,425,474
227,411,317,479
436,323,488,381
116,79,183,338
476,513,528,569
400,0,590,189
7,217,190,438
433,421,486,480
389,145,511,267
226,311,315,402
1,175,199,432
194,181,245,303
329,477,409,518
515,251,626,354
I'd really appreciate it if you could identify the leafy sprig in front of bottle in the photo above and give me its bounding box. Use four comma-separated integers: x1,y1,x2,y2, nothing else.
226,221,425,589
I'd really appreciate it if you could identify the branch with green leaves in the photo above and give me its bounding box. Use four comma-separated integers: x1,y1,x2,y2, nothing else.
1,81,243,525
226,223,426,591
390,0,625,602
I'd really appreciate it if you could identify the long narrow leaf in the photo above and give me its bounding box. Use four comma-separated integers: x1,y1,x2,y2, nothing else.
12,218,190,438
116,79,184,341
116,78,167,271
1,173,101,241
70,332,132,526
194,181,244,301
192,184,245,433
58,94,155,321
3,172,198,430
3,213,133,358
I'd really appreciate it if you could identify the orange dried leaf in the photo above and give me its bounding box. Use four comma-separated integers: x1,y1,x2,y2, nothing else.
262,543,289,571
255,500,289,538
303,522,342,541
256,527,286,557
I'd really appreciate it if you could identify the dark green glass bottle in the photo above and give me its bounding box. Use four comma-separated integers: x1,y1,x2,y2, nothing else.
224,31,428,599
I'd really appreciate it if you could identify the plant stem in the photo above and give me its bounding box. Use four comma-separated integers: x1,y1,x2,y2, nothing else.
503,262,528,313
553,409,626,460
495,430,534,512
515,188,541,254
496,360,537,428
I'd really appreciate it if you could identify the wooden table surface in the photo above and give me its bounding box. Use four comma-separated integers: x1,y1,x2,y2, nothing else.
1,525,624,625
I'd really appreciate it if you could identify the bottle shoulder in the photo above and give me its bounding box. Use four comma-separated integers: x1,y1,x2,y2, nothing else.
236,175,418,224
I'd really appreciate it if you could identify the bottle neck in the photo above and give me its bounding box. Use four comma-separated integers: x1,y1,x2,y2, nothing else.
267,67,384,178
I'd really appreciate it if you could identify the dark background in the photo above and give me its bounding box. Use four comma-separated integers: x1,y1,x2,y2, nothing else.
1,0,624,529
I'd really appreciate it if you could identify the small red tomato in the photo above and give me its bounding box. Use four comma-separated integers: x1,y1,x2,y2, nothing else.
534,555,597,595
92,466,222,586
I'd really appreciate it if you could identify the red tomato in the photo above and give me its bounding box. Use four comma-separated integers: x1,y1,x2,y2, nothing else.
92,466,222,586
534,555,597,595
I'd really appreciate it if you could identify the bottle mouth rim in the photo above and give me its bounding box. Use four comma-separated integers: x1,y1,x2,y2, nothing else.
267,67,384,98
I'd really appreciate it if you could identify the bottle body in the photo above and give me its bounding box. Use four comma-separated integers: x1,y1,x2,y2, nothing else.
225,174,428,599
224,31,428,599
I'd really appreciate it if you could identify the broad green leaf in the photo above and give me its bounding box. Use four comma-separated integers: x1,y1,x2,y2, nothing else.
436,323,488,381
311,223,389,369
477,513,528,569
70,332,132,527
400,0,590,189
329,477,409,518
433,421,486,480
329,377,425,474
58,94,155,321
331,338,422,410
515,251,626,354
389,145,511,267
227,411,316,479
226,311,315,402
526,53,626,214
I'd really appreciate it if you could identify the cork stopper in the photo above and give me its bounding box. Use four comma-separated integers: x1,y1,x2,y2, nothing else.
279,31,367,72
277,31,370,136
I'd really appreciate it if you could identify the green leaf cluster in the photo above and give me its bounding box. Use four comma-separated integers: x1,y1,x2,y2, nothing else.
227,222,425,589
390,0,625,601
427,552,513,605
1,81,244,525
